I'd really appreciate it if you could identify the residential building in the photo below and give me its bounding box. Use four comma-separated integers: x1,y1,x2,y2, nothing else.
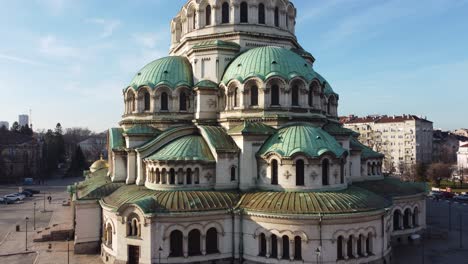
458,142,468,171
453,128,468,138
69,2,426,264
18,114,29,127
433,130,468,163
343,115,433,173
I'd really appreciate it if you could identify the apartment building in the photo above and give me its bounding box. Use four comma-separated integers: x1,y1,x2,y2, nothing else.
342,115,433,173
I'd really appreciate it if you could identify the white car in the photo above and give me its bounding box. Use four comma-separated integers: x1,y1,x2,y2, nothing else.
4,194,24,201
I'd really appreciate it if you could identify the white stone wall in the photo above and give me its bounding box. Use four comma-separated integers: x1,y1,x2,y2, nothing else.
75,201,101,245
457,145,468,170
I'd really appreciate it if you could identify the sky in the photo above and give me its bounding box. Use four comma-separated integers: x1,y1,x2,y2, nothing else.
0,0,467,132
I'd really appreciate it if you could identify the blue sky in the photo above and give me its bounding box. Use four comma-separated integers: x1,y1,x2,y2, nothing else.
0,0,467,132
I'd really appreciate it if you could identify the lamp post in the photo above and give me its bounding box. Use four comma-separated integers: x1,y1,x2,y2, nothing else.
158,246,163,264
67,237,70,264
33,202,36,230
25,217,29,251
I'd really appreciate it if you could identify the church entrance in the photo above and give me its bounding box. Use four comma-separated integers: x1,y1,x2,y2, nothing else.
128,245,140,264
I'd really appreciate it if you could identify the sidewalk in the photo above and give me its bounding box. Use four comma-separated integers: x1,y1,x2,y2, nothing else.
0,186,101,264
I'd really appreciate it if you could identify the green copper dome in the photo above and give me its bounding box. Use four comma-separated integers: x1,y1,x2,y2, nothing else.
146,135,215,162
258,124,347,159
128,56,193,90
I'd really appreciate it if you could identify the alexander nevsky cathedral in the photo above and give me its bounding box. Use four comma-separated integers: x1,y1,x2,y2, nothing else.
71,1,427,263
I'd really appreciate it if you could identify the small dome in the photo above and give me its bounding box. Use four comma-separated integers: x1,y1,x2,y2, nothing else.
90,155,109,173
128,56,193,90
146,135,215,162
258,124,346,159
222,46,315,84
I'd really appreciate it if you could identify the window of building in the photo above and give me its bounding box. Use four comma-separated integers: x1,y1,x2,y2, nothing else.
251,85,258,106
296,159,304,186
169,168,176,184
282,235,290,259
274,7,279,27
240,2,248,23
271,85,280,106
186,168,192,184
161,92,168,111
206,228,219,254
230,166,236,181
193,11,196,29
271,234,278,258
127,214,140,237
259,233,266,256
234,88,239,107
222,2,230,24
271,159,278,185
322,159,329,185
258,3,265,24
291,85,299,106
205,5,211,26
337,236,344,259
294,236,302,260
179,92,187,111
188,229,201,256
143,90,150,111
169,230,183,257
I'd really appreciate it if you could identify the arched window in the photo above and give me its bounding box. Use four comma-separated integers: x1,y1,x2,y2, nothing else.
291,85,299,106
127,214,140,237
322,159,329,185
271,159,278,185
393,210,401,230
234,88,239,107
230,166,236,181
271,85,280,106
347,235,353,259
340,161,345,184
143,90,150,111
282,235,289,259
222,2,230,24
161,92,168,111
366,233,372,254
337,236,344,259
250,86,258,106
294,236,302,260
161,168,167,184
169,168,175,184
179,92,187,111
357,235,363,256
193,11,197,29
186,168,192,184
413,207,419,226
105,224,112,246
258,3,265,24
274,7,279,27
169,230,183,257
308,88,313,107
240,2,248,23
259,233,266,256
205,5,211,26
271,234,278,258
188,229,201,256
206,228,218,254
404,208,411,228
194,168,200,184
296,159,304,186
156,169,161,183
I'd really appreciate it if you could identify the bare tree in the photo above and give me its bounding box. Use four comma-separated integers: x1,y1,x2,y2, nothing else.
427,162,453,187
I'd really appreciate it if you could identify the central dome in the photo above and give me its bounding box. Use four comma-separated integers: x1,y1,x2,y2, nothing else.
222,46,318,84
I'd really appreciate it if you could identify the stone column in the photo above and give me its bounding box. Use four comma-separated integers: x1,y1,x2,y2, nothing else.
352,236,358,258
361,237,368,257
277,238,282,260
266,237,271,258
399,214,404,229
289,239,294,261
183,236,188,258
202,235,206,255
408,212,413,228
343,238,349,260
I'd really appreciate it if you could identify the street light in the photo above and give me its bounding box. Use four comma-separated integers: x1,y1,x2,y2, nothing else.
158,246,163,264
33,202,36,230
25,217,29,251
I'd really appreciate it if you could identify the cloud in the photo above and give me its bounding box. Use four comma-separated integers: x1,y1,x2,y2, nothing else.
86,18,121,38
39,35,79,58
0,53,45,66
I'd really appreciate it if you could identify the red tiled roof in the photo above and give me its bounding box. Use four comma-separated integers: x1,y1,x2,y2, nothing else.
341,115,432,124
461,143,468,148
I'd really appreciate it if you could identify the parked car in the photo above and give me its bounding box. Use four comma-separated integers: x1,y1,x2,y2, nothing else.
428,191,442,198
440,192,455,199
4,194,23,202
20,191,33,197
24,188,40,194
454,194,468,202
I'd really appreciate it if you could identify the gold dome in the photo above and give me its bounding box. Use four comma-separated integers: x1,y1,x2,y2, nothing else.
90,155,109,173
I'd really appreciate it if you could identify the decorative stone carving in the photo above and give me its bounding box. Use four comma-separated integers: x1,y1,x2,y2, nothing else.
284,170,292,179
207,98,217,108
204,172,213,181
310,170,318,180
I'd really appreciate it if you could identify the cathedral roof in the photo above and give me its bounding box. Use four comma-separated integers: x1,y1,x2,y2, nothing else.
240,186,391,215
128,56,193,90
193,40,240,51
102,185,239,214
354,177,427,198
146,135,215,162
124,125,161,136
90,156,109,173
258,124,347,159
109,128,125,151
228,121,276,135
